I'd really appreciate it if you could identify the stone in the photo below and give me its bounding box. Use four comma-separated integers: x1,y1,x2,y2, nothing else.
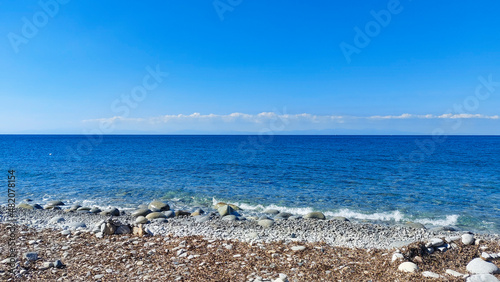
133,224,148,237
131,209,151,217
135,216,149,224
481,252,492,260
213,202,227,209
44,205,61,210
148,200,170,211
466,274,499,282
218,205,234,216
405,222,426,229
291,246,306,251
100,208,120,216
77,207,91,211
445,236,461,243
222,215,237,221
303,212,326,220
398,262,419,273
48,200,65,206
146,212,167,220
1,258,13,264
288,215,302,220
422,271,441,278
68,222,86,229
164,210,175,218
391,253,404,263
17,203,34,209
195,215,211,223
258,219,274,228
101,222,116,235
426,238,444,247
70,205,81,211
33,204,43,209
23,252,38,261
175,210,190,217
228,204,241,211
90,207,102,213
466,258,500,274
115,225,131,235
61,230,71,235
43,261,54,268
275,212,293,220
446,269,466,277
264,209,280,215
49,217,65,224
462,234,475,245
330,216,349,222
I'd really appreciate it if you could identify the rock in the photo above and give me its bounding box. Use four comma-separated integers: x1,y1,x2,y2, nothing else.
44,205,61,210
445,236,461,243
23,252,38,261
405,222,426,229
175,210,190,217
54,260,64,268
153,218,167,223
247,232,259,239
68,222,86,229
466,274,500,282
70,205,81,211
195,215,211,223
275,212,293,220
398,262,419,273
466,258,500,274
330,216,349,222
131,208,151,217
291,246,306,251
213,202,227,209
258,219,274,228
391,253,404,263
61,230,71,235
222,215,237,221
462,234,475,245
90,207,102,213
1,258,13,264
100,208,120,216
288,215,302,220
303,212,326,220
43,261,54,268
437,244,449,252
133,224,147,237
49,217,65,224
101,222,116,235
48,200,65,206
430,226,457,232
228,204,241,211
264,209,280,215
17,203,34,209
446,269,466,277
148,200,170,211
33,204,43,209
427,238,444,247
218,205,234,216
115,225,131,235
77,207,91,211
482,252,492,260
146,212,167,220
135,216,149,224
422,271,441,278
190,208,204,217
164,210,175,218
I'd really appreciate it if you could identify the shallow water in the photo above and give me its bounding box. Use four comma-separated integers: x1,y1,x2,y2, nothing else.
1,135,499,233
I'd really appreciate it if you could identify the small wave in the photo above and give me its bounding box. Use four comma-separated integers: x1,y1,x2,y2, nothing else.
414,215,459,226
325,209,405,222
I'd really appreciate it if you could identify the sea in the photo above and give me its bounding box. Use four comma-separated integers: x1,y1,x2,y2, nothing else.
1,135,499,233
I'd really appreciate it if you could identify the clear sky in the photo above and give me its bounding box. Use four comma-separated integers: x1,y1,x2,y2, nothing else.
1,0,499,134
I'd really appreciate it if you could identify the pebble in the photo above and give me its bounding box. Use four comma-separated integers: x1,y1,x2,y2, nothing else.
90,207,102,213
100,208,120,216
446,269,466,277
462,234,475,245
263,209,280,215
218,205,234,216
164,210,175,218
135,216,149,224
258,219,274,228
222,215,237,221
303,212,326,220
398,262,418,273
291,246,306,251
466,258,500,274
422,271,441,278
148,200,170,211
48,200,65,206
146,212,167,220
23,252,38,261
426,238,444,247
391,253,404,263
131,208,151,217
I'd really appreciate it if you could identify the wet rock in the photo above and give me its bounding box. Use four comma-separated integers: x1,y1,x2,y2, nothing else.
175,210,190,217
264,209,280,215
164,210,175,218
48,200,65,206
218,205,234,216
90,207,102,214
303,212,326,220
146,212,167,220
18,203,34,209
100,208,120,216
148,200,170,211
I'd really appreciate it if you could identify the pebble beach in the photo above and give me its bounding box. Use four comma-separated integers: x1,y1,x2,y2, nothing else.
1,200,499,281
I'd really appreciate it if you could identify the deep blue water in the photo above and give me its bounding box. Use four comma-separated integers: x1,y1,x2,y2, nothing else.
1,135,499,233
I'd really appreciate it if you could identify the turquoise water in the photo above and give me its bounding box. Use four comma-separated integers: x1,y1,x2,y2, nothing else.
1,135,499,232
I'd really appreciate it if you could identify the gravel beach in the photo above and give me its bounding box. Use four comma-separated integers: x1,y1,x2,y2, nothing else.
1,201,499,281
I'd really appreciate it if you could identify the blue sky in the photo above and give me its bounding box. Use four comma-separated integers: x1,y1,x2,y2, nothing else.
1,0,499,134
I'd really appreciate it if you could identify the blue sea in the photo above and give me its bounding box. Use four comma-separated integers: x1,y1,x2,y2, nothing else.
1,135,499,233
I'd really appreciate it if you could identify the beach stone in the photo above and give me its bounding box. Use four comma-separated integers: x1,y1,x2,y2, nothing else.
68,222,86,229
23,252,38,261
43,261,54,268
391,253,404,263
33,204,43,209
222,215,237,221
190,208,204,216
466,258,500,274
258,219,274,228
101,222,116,235
291,246,306,252
467,274,500,282
49,217,65,224
148,200,170,211
446,269,466,277
228,204,241,211
264,209,280,215
195,215,211,223
275,212,293,220
115,225,131,235
422,271,441,278
100,208,120,216
175,210,190,217
213,202,227,209
48,200,65,206
330,216,349,222
90,207,102,213
44,205,61,210
54,260,64,269
153,218,167,223
164,210,175,218
146,212,167,220
462,234,475,245
70,205,81,211
406,222,426,229
288,215,302,220
446,236,461,243
18,203,34,209
303,212,326,220
77,207,91,211
398,262,419,273
426,238,444,247
218,205,234,216
430,226,457,232
135,216,149,224
131,208,151,217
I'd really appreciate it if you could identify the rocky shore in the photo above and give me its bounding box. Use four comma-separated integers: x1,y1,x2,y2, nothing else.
1,199,499,281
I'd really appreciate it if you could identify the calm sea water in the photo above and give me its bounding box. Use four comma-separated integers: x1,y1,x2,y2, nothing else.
1,135,499,233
